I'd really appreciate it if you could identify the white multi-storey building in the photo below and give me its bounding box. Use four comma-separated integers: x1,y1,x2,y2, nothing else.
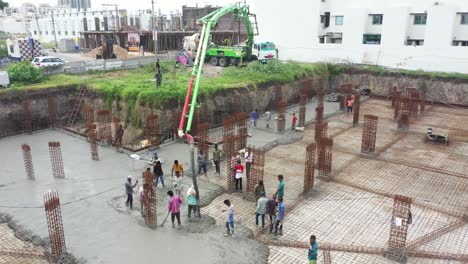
255,0,468,73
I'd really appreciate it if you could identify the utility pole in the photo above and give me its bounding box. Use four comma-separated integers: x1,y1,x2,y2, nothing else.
51,11,58,49
151,0,157,56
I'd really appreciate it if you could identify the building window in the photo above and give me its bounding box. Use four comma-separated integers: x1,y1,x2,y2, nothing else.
371,14,383,25
65,31,68,35
406,39,424,46
319,36,325,44
9,45,13,53
335,16,344,25
34,30,37,35
46,31,48,35
414,14,427,25
461,14,468,25
453,40,468,46
363,34,381,44
73,31,76,35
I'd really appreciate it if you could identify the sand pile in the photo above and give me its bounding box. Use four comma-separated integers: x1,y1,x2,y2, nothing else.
82,45,136,59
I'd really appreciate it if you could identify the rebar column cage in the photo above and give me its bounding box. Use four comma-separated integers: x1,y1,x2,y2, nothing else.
247,146,265,198
144,184,157,229
277,101,287,133
303,143,316,194
198,123,210,160
43,190,66,260
22,144,35,180
299,94,307,127
97,110,111,142
88,124,99,161
225,134,237,192
318,137,333,180
235,112,249,151
146,114,160,147
353,94,361,127
48,141,65,178
385,195,413,263
361,115,378,155
83,105,94,128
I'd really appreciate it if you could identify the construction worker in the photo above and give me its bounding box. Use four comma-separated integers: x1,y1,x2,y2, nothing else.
275,174,285,199
153,161,165,188
115,124,124,152
223,199,235,237
291,112,298,130
245,148,254,178
212,144,222,175
264,110,272,128
167,190,182,228
256,192,268,229
267,194,277,233
187,185,198,220
254,180,265,202
274,197,285,235
197,150,207,177
125,176,138,209
171,160,184,178
308,235,318,264
250,109,260,128
347,96,354,113
234,160,244,192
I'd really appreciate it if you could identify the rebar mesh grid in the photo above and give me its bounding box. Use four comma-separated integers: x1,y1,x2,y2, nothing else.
223,116,236,157
47,96,56,128
97,109,111,142
44,190,66,260
352,94,361,127
318,137,333,180
315,121,328,144
48,141,65,178
0,222,49,263
303,143,316,194
385,195,412,263
393,91,401,120
22,100,32,134
315,106,324,123
88,124,99,161
391,86,398,108
361,115,378,155
143,184,157,229
83,105,94,128
323,249,332,264
21,144,34,180
145,114,160,147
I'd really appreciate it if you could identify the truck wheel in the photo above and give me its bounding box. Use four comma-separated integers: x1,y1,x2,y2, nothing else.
231,58,238,66
210,57,219,66
219,57,230,67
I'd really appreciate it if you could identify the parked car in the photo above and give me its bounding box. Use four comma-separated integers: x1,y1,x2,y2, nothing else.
31,56,65,68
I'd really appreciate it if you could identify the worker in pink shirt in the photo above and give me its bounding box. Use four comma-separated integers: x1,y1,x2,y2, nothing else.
167,190,183,228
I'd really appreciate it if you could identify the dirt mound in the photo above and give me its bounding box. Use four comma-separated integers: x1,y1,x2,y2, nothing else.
82,45,135,59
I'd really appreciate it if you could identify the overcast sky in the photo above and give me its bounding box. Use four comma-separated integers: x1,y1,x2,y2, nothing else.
8,0,254,14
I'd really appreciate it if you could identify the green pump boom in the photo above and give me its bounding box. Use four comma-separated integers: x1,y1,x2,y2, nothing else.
178,3,256,137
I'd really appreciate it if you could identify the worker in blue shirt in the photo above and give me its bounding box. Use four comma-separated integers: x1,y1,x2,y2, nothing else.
274,197,285,235
308,235,318,264
250,109,260,128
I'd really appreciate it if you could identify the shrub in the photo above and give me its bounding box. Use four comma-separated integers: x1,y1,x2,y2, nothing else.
7,61,45,85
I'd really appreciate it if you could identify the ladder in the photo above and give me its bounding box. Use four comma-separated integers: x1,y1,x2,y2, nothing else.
66,85,87,127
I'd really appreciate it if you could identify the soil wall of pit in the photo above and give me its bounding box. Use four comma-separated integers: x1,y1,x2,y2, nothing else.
332,70,468,105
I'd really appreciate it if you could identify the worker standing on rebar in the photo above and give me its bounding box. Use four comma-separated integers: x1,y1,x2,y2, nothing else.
245,148,254,178
171,160,184,179
223,199,235,237
143,167,153,186
153,160,165,188
115,124,124,152
234,160,244,192
250,109,260,128
308,235,318,264
291,112,297,130
125,176,138,209
256,192,268,229
254,180,265,201
197,150,207,177
167,190,182,228
212,144,222,175
275,174,285,199
274,197,285,235
267,194,277,233
187,185,198,221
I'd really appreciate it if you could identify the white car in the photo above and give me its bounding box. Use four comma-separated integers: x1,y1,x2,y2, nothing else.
31,56,65,68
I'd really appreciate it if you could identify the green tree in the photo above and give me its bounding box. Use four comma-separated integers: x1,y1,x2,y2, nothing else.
0,1,9,10
7,61,45,85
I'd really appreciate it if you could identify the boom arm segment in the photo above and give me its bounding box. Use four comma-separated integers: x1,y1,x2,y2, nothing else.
178,3,255,137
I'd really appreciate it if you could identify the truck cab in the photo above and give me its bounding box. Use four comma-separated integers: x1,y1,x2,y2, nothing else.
252,42,277,63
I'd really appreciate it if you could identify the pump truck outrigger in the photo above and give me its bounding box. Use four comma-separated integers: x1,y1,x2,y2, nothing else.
177,3,277,67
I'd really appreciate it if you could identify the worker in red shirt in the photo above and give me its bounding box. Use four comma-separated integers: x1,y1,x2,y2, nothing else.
291,112,298,130
234,160,244,192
